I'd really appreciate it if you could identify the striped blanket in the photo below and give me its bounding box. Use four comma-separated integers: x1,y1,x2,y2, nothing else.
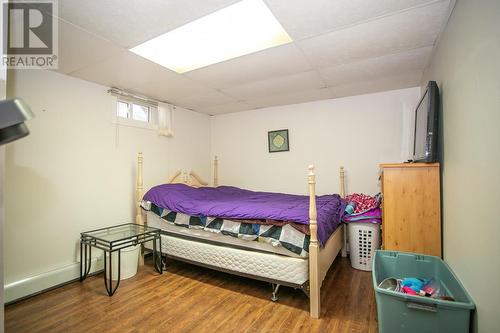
142,201,310,257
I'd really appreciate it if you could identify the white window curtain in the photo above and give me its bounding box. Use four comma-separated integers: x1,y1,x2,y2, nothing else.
158,102,173,137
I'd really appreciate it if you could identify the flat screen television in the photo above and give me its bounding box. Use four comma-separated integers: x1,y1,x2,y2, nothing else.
413,81,440,163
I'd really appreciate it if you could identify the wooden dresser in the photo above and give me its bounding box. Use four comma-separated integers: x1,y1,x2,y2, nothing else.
380,163,441,257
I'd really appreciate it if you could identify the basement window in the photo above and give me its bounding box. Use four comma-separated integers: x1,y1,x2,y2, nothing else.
109,88,160,131
116,100,151,122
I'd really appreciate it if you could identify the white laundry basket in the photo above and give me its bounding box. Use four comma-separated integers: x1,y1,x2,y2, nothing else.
347,222,380,271
105,244,140,280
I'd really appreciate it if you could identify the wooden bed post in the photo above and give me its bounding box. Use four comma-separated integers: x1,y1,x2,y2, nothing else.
340,166,348,258
213,156,219,187
308,165,320,318
136,152,144,226
340,166,345,198
136,152,144,266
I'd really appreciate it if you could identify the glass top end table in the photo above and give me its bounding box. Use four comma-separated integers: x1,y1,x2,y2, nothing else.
80,223,163,296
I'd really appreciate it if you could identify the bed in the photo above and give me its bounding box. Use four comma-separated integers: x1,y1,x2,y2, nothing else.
135,153,346,318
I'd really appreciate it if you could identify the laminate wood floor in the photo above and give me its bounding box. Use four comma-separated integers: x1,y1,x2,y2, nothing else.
5,257,378,333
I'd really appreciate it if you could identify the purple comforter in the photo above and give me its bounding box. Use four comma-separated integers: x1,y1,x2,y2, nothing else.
143,184,346,246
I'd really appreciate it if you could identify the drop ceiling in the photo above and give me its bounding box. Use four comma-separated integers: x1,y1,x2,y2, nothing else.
53,0,454,114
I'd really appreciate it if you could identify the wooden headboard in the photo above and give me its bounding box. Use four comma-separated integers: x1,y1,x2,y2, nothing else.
165,156,218,187
135,153,218,225
166,170,208,187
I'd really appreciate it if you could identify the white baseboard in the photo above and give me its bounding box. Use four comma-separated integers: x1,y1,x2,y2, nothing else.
4,257,103,303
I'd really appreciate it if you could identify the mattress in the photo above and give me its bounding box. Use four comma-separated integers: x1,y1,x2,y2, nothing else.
151,230,309,286
146,212,306,258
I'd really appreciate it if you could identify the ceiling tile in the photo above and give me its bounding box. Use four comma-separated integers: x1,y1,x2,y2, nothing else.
70,51,160,89
136,76,215,102
329,70,422,98
71,51,213,101
248,87,333,109
222,70,325,100
319,46,433,87
170,91,238,110
266,0,439,40
58,0,240,48
297,1,450,69
57,19,125,74
184,43,312,89
196,101,254,115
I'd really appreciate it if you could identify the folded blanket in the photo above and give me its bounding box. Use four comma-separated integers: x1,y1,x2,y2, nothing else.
143,202,310,257
227,218,310,235
343,207,382,224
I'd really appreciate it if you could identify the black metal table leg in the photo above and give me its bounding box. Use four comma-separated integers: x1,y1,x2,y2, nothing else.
80,240,83,281
104,250,121,296
80,241,92,282
85,244,91,279
158,235,163,274
152,236,156,271
153,235,163,274
85,245,91,277
159,234,163,274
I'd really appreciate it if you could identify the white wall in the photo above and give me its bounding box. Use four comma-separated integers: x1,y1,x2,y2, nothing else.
4,69,211,297
421,1,500,332
0,49,5,333
211,87,420,196
0,144,4,331
0,0,6,324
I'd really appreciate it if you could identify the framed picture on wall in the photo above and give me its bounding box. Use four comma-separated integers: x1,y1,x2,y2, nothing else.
268,129,289,153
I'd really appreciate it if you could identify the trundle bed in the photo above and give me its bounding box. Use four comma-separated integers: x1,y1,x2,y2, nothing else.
135,153,346,318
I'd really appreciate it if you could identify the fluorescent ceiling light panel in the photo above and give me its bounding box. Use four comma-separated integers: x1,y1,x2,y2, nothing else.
130,0,292,73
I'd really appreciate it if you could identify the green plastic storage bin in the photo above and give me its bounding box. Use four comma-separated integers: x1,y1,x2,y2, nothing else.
373,250,475,333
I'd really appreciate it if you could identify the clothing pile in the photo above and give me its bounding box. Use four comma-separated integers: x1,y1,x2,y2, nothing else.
343,193,382,224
